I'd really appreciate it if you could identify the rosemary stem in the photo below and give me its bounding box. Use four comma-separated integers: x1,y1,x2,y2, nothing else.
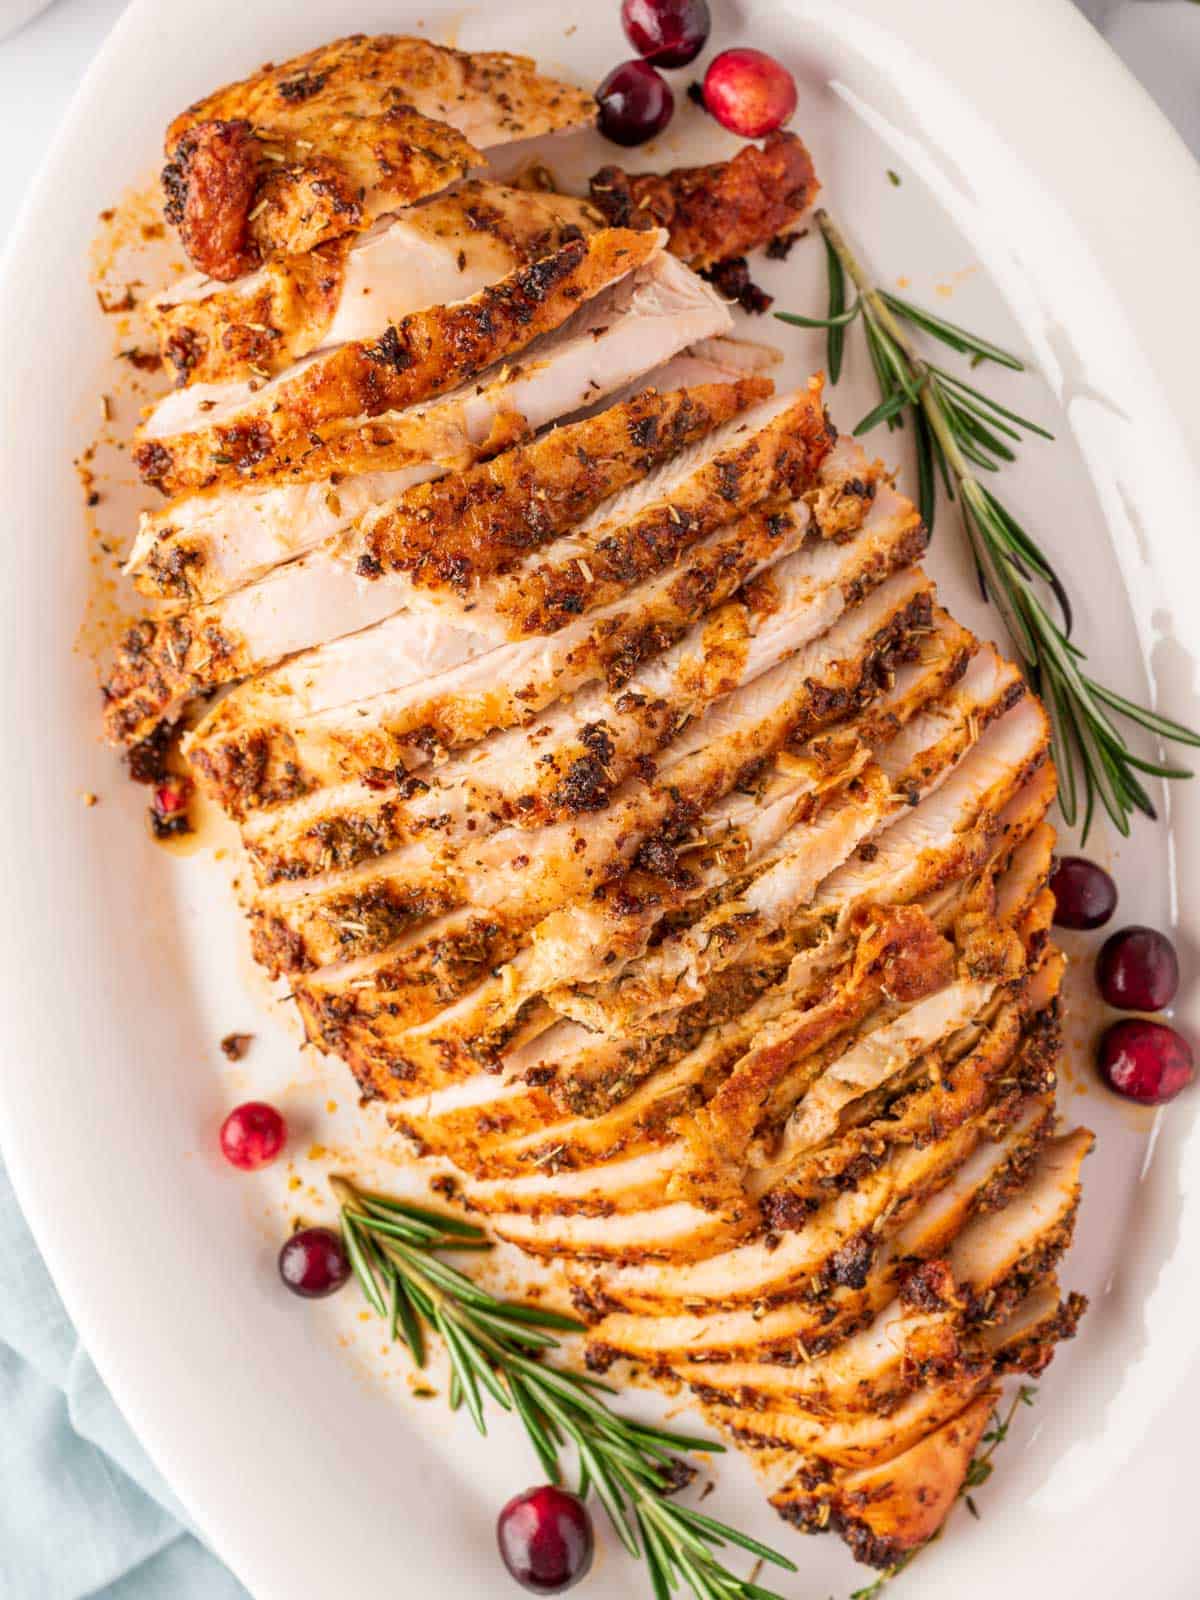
815,209,975,485
332,1175,798,1600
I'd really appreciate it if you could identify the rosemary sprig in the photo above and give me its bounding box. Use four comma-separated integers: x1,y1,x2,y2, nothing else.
331,1176,797,1600
961,1382,1038,1514
845,1385,1038,1599
776,209,1200,839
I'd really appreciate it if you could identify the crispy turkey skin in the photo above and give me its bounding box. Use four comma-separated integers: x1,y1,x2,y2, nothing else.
589,131,820,271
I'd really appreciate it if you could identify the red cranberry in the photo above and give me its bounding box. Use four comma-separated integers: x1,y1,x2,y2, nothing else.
702,48,797,138
497,1486,594,1593
1098,1018,1194,1105
219,1101,286,1170
621,0,711,68
153,776,192,818
1097,926,1179,1011
278,1227,351,1298
148,773,194,839
596,60,674,146
1049,855,1118,930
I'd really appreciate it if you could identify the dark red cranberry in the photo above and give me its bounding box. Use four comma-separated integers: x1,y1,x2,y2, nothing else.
148,773,193,839
596,60,674,146
1097,1018,1194,1104
702,48,797,138
153,776,192,817
1049,855,1118,930
621,0,711,68
497,1486,594,1593
278,1227,351,1298
1096,926,1179,1011
219,1101,286,1170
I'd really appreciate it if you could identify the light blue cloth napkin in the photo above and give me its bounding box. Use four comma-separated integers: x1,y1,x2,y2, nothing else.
0,1155,249,1599
1,4,1196,1597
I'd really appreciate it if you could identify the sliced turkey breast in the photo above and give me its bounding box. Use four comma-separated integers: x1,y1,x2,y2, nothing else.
184,408,858,810
128,273,745,608
109,296,758,747
581,1106,1062,1367
371,739,1054,1196
278,574,934,1047
150,181,602,387
134,228,664,495
162,35,595,277
240,482,927,884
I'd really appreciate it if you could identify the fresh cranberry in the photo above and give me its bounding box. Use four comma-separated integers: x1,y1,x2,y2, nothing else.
149,773,193,839
621,0,711,68
596,60,674,146
278,1227,351,1298
1098,1018,1194,1104
1049,855,1118,931
153,776,192,817
1096,926,1179,1011
219,1101,286,1170
497,1486,594,1593
702,47,797,138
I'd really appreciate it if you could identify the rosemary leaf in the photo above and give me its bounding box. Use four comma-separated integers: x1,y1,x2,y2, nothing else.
880,291,1025,370
1089,680,1200,746
349,1209,455,1247
669,1503,799,1569
855,387,911,435
935,378,1025,443
358,1193,488,1238
478,1301,587,1332
331,1176,796,1600
625,1422,726,1458
466,1309,560,1349
931,364,1055,439
1043,670,1080,827
774,304,861,330
388,1270,401,1344
459,1334,514,1412
914,406,936,534
636,1506,675,1600
509,1376,563,1484
774,207,1200,837
862,316,906,432
340,1216,388,1317
437,1308,486,1433
393,1276,425,1366
824,224,850,382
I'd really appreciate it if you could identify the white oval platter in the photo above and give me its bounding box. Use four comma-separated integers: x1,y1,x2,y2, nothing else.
1,1,1199,1597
